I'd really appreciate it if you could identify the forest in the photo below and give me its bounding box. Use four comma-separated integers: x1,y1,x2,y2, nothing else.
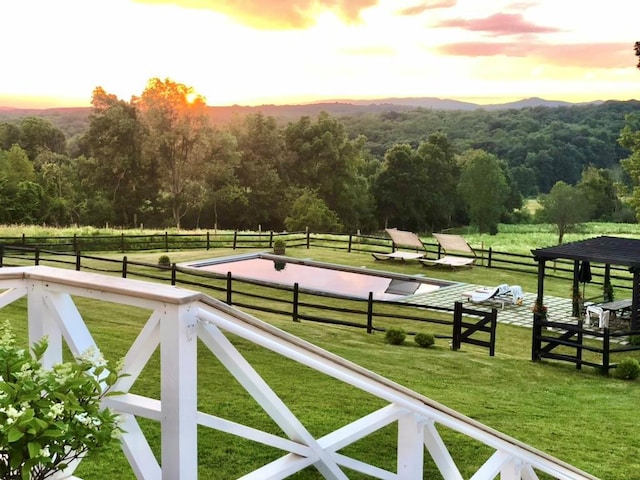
1,77,639,235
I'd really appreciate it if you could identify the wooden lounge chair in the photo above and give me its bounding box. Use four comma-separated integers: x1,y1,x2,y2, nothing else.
372,228,427,261
420,233,476,268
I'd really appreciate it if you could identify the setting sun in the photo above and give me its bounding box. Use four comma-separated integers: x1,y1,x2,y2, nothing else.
185,92,198,104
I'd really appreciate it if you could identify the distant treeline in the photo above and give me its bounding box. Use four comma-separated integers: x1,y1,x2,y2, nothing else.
0,81,638,233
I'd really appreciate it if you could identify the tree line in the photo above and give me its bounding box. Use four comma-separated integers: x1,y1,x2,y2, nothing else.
0,77,638,235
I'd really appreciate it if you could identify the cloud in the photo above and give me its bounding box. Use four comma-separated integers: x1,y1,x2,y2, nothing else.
435,13,560,36
397,1,456,16
438,42,632,69
133,0,380,29
339,46,396,56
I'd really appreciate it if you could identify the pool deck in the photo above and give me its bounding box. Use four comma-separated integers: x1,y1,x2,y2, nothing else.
407,282,584,329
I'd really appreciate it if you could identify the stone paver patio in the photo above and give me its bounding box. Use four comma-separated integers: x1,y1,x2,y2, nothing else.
406,281,578,328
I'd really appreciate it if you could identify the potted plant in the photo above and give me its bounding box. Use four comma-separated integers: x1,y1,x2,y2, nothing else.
0,322,124,480
273,238,286,255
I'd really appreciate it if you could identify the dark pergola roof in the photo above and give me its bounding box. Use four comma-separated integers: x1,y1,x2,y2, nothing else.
532,236,640,270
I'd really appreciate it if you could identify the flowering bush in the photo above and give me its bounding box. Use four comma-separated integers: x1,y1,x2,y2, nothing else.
0,322,124,480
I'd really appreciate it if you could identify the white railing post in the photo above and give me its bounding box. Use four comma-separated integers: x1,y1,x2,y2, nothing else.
397,413,424,479
160,302,199,479
27,280,62,368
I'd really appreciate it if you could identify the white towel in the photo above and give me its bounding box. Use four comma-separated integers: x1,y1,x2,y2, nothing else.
510,285,524,305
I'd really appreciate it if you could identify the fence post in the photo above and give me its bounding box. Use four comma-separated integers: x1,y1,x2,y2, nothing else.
489,308,497,356
171,263,177,286
233,231,238,250
293,283,300,322
367,292,373,333
488,247,492,268
206,231,210,250
602,328,610,375
164,231,169,252
306,228,310,249
122,256,128,278
452,302,462,351
576,320,584,370
22,233,26,246
531,313,543,361
75,250,81,271
226,272,232,305
269,231,273,248
35,247,40,266
73,234,78,253
348,234,353,253
0,244,3,268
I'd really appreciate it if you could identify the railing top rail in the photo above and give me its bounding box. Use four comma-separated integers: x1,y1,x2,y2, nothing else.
0,265,202,305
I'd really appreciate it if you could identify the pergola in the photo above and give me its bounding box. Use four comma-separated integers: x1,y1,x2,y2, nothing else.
531,236,640,330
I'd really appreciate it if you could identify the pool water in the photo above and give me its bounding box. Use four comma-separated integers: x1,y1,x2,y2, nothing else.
190,256,449,301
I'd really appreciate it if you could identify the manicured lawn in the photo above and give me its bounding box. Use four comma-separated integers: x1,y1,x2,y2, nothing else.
6,243,640,478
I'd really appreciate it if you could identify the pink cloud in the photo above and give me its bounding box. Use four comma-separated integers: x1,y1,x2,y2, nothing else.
436,13,560,36
438,42,632,69
133,0,380,29
397,1,457,16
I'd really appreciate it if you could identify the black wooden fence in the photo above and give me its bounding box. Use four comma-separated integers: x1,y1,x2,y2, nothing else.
0,230,635,294
531,314,640,374
0,245,496,355
452,302,498,356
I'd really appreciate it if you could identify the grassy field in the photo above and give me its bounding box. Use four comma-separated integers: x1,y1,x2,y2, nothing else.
4,225,640,478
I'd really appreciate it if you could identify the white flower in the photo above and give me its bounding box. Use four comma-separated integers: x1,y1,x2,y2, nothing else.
47,402,65,419
74,412,91,426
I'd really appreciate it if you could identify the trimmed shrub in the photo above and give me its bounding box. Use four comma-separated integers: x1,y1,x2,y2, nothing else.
158,254,171,266
613,358,640,380
384,328,406,345
414,332,435,348
629,335,640,346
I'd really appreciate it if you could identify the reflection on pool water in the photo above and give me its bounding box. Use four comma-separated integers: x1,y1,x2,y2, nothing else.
188,255,453,301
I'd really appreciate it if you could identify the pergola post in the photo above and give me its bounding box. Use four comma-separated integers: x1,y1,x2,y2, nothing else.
572,260,580,317
532,258,546,361
632,268,639,331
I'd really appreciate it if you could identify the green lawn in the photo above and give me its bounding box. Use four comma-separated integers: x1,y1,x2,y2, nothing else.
6,244,640,478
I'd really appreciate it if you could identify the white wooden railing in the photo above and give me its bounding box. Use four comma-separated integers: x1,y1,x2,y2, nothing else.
0,266,598,480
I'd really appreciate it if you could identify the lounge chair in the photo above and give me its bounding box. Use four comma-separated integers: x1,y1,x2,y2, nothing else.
420,233,476,268
372,228,427,261
462,284,525,309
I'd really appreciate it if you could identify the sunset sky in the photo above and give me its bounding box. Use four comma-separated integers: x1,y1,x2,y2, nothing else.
1,0,639,108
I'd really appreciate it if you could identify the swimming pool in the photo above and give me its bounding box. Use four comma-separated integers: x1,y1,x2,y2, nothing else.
185,253,453,301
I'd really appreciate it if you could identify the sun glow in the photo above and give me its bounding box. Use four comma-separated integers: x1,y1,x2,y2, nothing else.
185,92,198,104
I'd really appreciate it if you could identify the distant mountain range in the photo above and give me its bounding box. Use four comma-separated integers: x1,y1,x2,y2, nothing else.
0,96,606,131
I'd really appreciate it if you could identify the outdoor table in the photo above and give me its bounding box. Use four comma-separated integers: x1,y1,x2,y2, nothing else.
599,299,632,316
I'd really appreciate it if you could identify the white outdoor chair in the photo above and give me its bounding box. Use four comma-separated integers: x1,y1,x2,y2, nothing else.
585,305,610,328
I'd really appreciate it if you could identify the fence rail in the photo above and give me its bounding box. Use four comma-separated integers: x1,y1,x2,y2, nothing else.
0,244,501,354
2,232,638,367
532,314,640,373
0,231,636,292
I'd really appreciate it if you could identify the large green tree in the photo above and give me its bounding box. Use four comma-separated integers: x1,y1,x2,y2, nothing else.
539,181,592,244
79,87,152,227
576,165,622,221
227,113,287,230
18,117,66,160
457,149,508,234
619,112,640,221
283,112,371,231
372,133,459,232
135,78,211,228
